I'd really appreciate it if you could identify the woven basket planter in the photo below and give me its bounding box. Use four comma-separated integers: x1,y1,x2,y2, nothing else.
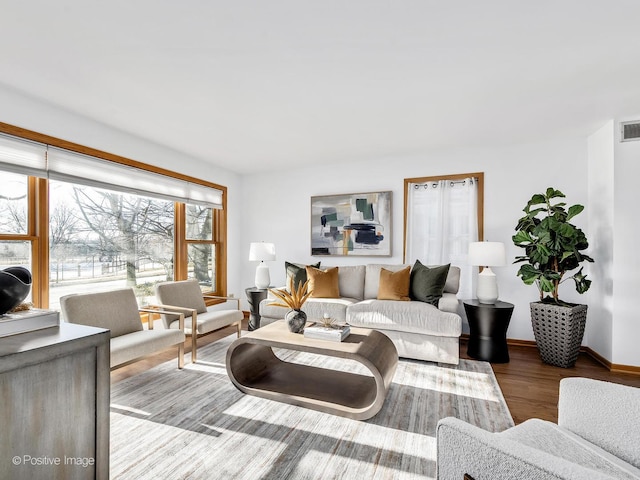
530,302,587,368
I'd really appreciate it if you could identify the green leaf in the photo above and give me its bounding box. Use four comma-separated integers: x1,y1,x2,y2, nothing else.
546,188,565,199
512,231,533,246
527,194,547,207
539,276,555,292
566,204,584,222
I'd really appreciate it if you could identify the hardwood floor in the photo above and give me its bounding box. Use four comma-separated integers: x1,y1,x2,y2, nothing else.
460,338,640,425
111,320,640,426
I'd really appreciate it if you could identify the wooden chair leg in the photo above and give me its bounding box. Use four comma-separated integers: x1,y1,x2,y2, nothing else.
236,321,242,338
191,334,197,364
178,343,184,369
191,312,198,364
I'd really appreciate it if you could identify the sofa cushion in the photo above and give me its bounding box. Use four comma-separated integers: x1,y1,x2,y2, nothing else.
364,263,460,299
443,265,461,294
324,265,366,300
364,264,410,299
378,266,411,301
410,261,450,306
286,261,320,292
260,296,356,322
499,419,640,479
347,299,462,337
307,266,340,298
438,292,460,314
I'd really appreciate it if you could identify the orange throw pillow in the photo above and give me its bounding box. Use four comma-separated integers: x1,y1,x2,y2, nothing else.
377,266,411,301
306,266,340,298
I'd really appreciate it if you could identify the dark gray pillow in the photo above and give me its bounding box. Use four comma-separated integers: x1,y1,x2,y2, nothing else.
285,261,320,292
409,261,450,306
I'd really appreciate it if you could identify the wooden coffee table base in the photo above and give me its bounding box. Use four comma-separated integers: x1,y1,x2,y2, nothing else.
226,321,398,420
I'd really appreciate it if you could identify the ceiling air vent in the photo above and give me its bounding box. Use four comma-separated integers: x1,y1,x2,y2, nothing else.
621,121,640,142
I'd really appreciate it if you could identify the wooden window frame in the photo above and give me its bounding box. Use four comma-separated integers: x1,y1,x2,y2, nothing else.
403,172,484,262
0,122,228,308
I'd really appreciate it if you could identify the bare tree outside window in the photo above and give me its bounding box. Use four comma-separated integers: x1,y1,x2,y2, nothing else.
48,181,175,308
0,172,27,235
186,204,215,289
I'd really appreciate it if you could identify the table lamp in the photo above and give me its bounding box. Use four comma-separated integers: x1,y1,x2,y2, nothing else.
249,242,276,289
468,241,506,304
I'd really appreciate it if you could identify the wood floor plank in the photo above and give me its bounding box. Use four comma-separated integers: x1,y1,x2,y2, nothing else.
111,321,640,427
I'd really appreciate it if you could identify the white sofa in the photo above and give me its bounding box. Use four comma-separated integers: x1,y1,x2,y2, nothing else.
259,263,462,364
437,377,640,479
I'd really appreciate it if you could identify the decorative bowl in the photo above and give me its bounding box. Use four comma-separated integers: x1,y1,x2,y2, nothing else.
0,266,33,315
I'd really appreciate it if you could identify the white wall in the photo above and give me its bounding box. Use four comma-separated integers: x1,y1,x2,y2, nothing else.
587,121,615,361
241,138,590,342
0,84,244,297
612,116,640,366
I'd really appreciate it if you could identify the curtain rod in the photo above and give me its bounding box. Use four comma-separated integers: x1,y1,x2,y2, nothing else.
413,178,476,189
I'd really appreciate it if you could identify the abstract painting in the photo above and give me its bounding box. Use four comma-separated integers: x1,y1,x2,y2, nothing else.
311,191,392,256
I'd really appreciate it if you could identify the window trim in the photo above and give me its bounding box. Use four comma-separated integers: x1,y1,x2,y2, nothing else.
403,172,484,263
0,122,228,307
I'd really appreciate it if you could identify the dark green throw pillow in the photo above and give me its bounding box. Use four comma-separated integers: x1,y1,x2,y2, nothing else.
285,261,321,292
409,261,450,306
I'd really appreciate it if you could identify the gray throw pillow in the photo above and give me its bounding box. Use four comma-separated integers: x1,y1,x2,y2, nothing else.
409,261,450,306
285,261,321,292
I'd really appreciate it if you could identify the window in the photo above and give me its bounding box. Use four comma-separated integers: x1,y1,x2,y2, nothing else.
0,172,28,234
48,181,175,309
404,173,484,299
0,173,38,305
185,204,217,292
0,124,227,310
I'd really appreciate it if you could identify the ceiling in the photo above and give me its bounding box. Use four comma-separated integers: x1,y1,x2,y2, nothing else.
1,1,639,174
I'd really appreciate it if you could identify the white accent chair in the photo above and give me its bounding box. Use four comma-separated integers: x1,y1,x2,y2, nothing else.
60,288,186,369
437,377,640,479
154,279,243,363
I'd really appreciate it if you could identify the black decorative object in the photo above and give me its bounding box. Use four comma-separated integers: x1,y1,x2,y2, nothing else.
0,266,32,315
285,309,307,333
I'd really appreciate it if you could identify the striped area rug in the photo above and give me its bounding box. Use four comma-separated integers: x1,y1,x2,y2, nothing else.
111,333,513,479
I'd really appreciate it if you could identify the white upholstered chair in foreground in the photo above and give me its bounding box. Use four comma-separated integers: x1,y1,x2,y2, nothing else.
437,377,640,479
60,288,186,369
154,279,243,363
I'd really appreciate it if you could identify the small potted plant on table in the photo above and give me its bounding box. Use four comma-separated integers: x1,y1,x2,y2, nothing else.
269,280,312,333
513,188,594,367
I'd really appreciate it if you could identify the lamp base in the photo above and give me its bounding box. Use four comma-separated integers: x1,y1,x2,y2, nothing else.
476,268,499,304
255,263,271,289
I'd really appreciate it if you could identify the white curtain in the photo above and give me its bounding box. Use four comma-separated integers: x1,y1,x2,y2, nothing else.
405,177,479,300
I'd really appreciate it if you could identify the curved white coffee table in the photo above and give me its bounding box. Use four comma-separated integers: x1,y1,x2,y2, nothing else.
226,320,398,420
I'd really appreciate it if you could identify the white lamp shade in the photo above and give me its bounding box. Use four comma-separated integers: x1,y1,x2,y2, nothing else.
249,242,276,262
468,241,506,267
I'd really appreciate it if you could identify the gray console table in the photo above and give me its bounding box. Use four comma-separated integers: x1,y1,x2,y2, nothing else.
0,322,110,480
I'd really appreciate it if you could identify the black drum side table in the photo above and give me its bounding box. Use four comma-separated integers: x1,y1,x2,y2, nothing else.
245,287,269,331
463,299,514,363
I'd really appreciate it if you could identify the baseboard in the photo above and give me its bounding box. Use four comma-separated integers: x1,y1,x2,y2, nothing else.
461,334,640,375
582,346,640,374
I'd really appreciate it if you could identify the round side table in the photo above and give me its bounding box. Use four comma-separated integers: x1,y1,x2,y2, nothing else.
463,299,514,363
245,287,269,331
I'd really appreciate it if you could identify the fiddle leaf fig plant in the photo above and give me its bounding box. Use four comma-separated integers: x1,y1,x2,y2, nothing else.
512,188,594,304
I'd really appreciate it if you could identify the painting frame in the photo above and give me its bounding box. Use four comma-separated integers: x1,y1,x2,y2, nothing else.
310,191,392,257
